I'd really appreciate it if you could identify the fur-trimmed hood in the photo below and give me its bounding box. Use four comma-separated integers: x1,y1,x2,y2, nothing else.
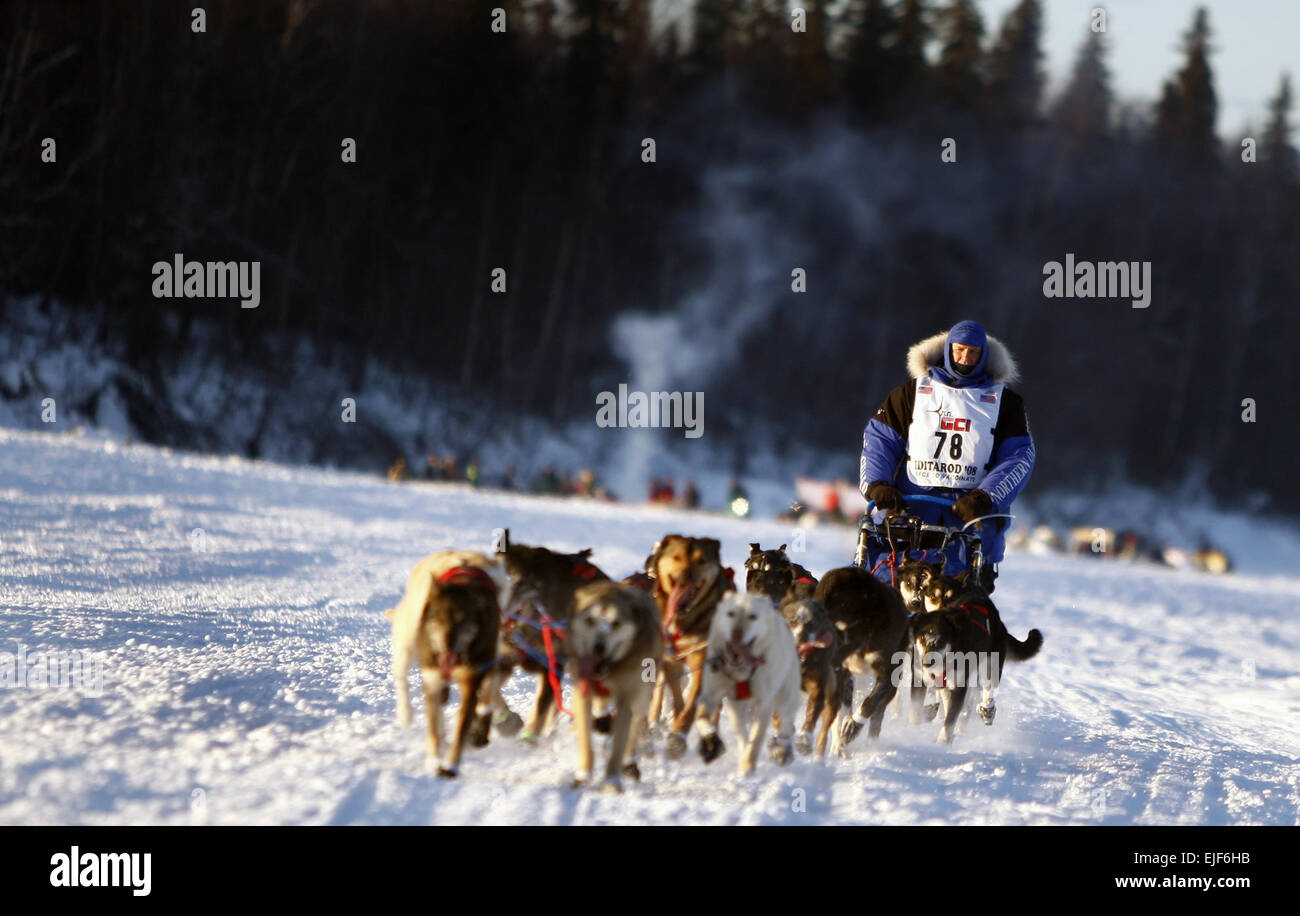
906,331,1020,386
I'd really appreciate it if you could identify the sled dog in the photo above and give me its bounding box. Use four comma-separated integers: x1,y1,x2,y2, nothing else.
910,582,1043,744
896,556,946,613
645,535,735,758
695,592,802,776
489,541,608,742
745,542,818,603
814,565,909,750
389,550,504,777
566,581,664,792
779,595,842,756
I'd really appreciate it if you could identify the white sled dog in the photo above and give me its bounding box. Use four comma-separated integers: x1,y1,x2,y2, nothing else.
695,591,802,776
388,550,507,777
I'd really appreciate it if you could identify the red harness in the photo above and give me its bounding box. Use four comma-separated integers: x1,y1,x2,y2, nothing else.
572,560,601,580
959,602,991,635
436,565,498,595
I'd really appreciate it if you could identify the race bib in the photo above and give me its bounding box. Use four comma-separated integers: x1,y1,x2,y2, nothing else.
906,378,1003,490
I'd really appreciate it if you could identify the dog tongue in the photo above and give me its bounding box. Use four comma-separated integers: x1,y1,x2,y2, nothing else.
667,581,697,620
578,655,604,679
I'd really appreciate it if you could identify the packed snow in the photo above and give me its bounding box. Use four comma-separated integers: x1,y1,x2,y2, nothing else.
1,427,1297,825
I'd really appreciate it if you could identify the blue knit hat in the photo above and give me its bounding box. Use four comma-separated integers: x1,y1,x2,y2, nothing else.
944,320,988,378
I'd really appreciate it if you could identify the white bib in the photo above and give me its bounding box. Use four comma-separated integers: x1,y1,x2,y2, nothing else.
906,377,1004,490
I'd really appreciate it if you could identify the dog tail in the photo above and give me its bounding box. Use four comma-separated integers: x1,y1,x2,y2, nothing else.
1004,628,1043,662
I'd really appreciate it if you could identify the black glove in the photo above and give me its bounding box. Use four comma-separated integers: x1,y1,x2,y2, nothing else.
952,489,994,523
867,482,903,512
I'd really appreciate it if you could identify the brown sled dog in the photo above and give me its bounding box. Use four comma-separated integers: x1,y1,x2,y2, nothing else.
567,581,664,792
814,565,909,751
389,550,504,777
486,540,609,743
910,579,1043,744
779,595,841,756
646,535,735,759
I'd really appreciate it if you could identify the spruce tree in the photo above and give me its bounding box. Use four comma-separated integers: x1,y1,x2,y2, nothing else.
933,0,984,112
1261,73,1297,178
1053,26,1112,142
986,0,1044,128
1154,7,1218,163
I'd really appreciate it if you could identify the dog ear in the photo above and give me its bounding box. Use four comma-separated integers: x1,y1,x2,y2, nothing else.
701,538,722,560
645,539,664,573
778,544,787,553
749,542,761,553
577,548,593,559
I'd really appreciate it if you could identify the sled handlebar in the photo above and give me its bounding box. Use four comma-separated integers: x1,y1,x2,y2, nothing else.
865,492,966,513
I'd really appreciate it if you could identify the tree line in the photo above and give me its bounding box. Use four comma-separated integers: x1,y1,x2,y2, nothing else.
1,1,1297,510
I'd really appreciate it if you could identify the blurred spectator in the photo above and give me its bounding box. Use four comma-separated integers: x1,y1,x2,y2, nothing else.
535,466,559,495
682,479,700,509
500,463,516,491
424,453,444,480
465,460,480,488
577,468,596,497
387,457,411,482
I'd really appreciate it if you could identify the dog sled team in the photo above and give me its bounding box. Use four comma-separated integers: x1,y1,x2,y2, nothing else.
388,535,1043,791
388,322,1044,789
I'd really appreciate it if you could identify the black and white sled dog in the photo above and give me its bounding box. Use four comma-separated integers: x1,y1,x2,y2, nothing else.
695,592,802,776
909,574,1043,744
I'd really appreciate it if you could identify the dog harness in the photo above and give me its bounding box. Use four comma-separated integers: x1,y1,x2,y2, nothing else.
959,602,991,635
571,559,601,580
437,565,498,594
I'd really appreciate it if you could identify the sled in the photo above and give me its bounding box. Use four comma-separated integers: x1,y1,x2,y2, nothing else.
853,493,1013,585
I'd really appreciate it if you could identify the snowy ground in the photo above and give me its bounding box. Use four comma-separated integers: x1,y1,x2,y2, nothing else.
1,427,1297,825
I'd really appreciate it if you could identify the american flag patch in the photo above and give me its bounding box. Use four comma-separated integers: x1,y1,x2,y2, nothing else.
980,393,997,403
918,384,932,394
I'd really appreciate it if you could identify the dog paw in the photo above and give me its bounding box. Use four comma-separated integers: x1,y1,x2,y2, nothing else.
622,761,641,782
769,739,794,767
599,777,624,795
665,731,689,760
794,732,813,756
978,704,996,726
468,713,492,748
838,716,863,747
937,728,954,745
697,733,725,764
493,709,524,737
436,765,459,779
593,714,613,735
